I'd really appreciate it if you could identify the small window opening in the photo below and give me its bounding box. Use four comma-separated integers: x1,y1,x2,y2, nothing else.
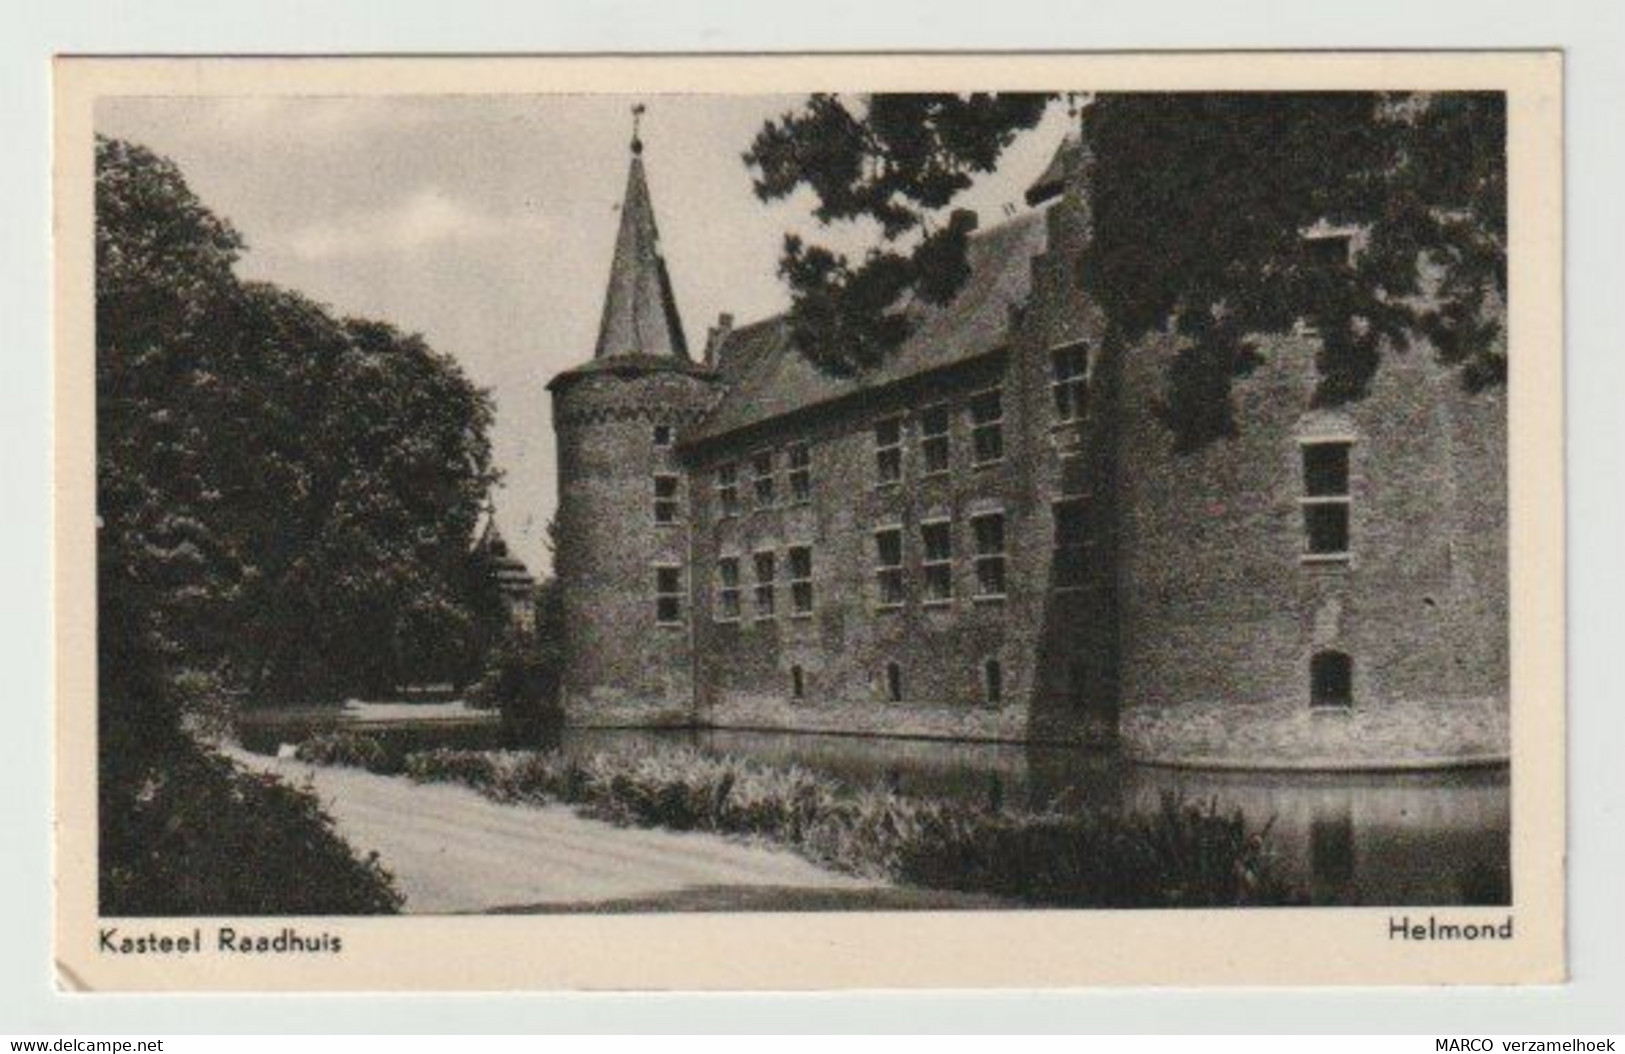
1050,342,1089,423
971,511,1007,599
715,557,741,622
788,544,814,616
653,423,674,448
921,519,953,604
874,527,905,609
753,550,777,618
874,416,904,485
715,462,740,518
787,442,812,503
969,388,1004,465
983,659,1004,708
1304,232,1354,271
790,664,806,702
884,661,903,703
1300,440,1353,560
653,473,681,525
752,451,776,509
920,404,951,475
1310,650,1353,708
654,565,683,626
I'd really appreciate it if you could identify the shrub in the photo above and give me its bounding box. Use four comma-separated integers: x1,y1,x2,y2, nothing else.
385,740,1301,907
295,730,402,775
467,643,564,732
1456,858,1512,905
101,735,402,916
403,746,505,792
171,668,238,741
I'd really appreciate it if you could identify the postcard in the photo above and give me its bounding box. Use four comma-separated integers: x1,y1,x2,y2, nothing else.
52,51,1565,990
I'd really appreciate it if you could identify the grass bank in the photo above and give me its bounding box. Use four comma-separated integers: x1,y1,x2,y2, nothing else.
295,731,1302,907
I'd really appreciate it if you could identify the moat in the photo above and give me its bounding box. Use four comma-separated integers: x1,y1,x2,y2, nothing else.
239,716,1510,907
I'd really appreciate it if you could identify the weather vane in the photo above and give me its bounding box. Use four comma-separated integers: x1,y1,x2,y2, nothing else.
631,102,646,155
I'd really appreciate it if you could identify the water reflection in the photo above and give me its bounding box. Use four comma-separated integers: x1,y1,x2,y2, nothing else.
239,719,1509,907
680,729,1510,907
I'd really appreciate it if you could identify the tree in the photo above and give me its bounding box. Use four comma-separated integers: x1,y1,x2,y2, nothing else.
95,136,483,914
96,136,249,737
95,135,499,706
744,92,1507,450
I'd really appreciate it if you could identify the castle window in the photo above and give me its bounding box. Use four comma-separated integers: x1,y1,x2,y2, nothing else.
653,423,674,449
1301,439,1353,561
716,557,741,622
920,404,951,476
654,565,683,625
653,473,681,525
753,550,777,618
1311,650,1354,709
790,664,806,702
788,544,814,616
875,416,904,486
716,462,740,518
752,451,776,509
970,388,1004,465
1050,342,1089,423
982,658,1004,708
884,661,904,703
1305,231,1354,271
1053,497,1088,591
971,511,1007,599
874,527,905,609
787,442,812,504
921,518,953,605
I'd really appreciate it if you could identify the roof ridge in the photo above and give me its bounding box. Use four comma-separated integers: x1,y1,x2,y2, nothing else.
716,206,1051,342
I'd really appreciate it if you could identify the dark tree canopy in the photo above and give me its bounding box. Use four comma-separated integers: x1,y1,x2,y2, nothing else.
744,94,1051,374
96,136,501,709
745,92,1506,449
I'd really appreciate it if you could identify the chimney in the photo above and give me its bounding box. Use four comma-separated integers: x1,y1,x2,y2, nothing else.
704,312,735,367
950,207,980,233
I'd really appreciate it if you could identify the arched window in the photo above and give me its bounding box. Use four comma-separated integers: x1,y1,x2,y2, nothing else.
790,664,805,702
884,661,903,703
1311,650,1353,708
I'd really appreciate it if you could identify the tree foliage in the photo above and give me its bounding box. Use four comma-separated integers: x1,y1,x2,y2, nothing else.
744,92,1507,449
96,135,500,709
744,94,1051,374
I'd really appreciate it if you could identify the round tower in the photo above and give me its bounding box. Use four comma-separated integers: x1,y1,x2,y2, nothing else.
548,113,718,722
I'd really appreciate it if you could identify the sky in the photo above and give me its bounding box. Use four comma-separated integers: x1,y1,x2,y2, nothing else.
95,94,1075,574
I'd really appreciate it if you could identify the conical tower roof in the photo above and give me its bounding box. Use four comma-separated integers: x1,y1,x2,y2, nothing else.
592,121,690,361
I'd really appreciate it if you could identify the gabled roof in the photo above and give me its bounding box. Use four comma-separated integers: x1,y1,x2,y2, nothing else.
685,206,1051,445
592,144,689,362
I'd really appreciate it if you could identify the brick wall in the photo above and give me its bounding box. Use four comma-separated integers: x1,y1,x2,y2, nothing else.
551,366,718,718
1111,320,1509,764
685,355,1046,739
549,155,1510,768
678,185,1117,744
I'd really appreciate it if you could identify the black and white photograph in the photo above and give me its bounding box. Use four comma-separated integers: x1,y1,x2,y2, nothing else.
49,51,1567,991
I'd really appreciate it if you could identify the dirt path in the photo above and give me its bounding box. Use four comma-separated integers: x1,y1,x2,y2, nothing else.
231,751,887,914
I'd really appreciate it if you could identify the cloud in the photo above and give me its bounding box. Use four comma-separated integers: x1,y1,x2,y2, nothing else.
189,96,445,141
276,188,547,261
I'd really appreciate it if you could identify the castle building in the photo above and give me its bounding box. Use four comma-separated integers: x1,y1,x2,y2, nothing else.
548,120,1509,767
